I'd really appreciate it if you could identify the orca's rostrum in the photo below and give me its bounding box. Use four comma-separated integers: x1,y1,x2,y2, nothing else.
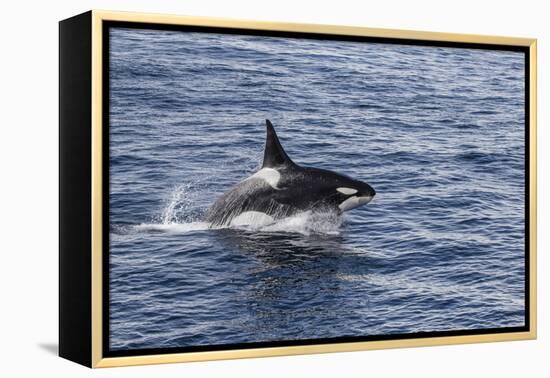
206,120,376,227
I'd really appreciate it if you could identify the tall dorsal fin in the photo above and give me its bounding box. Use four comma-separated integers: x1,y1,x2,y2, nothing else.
262,119,295,168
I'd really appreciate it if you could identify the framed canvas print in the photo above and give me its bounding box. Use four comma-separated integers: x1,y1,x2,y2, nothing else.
59,10,537,368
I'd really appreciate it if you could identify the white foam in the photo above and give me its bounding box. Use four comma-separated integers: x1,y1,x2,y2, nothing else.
135,222,213,233
133,210,341,236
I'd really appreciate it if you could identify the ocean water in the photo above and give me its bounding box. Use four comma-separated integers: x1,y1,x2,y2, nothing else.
108,27,526,351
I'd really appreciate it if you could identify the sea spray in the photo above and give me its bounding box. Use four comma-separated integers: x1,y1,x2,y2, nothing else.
159,183,196,224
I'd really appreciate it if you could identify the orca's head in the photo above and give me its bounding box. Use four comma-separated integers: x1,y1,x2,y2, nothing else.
332,176,376,212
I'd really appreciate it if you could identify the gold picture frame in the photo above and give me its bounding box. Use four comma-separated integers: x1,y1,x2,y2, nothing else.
59,10,537,368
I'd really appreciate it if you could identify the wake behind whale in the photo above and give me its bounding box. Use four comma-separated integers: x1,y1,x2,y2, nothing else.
205,120,375,229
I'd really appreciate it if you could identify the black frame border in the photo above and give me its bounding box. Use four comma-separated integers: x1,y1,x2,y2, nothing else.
59,11,93,367
102,20,531,359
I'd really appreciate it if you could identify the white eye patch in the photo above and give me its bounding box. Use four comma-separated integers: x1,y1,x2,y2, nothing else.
337,187,358,195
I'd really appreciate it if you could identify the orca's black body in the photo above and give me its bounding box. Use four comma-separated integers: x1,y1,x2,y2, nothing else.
206,120,375,227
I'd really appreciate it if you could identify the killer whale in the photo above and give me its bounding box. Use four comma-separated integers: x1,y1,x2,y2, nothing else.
205,120,375,227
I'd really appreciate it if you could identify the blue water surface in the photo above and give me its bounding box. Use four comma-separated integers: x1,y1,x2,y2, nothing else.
108,27,526,351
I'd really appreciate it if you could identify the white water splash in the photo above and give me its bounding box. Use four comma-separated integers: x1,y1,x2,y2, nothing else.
137,210,341,236
159,183,197,224
135,222,213,233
